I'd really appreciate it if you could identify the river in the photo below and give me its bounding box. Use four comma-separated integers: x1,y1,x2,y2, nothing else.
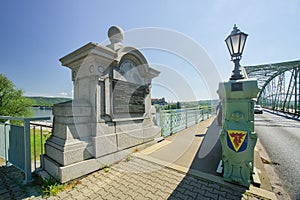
31,107,53,122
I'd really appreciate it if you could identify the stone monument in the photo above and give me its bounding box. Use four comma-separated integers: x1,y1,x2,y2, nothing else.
43,26,161,183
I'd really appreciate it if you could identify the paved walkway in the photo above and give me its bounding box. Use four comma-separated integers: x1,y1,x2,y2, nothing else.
0,117,277,200
0,163,41,199
40,157,245,200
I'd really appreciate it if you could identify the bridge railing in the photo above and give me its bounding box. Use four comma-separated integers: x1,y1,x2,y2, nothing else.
260,101,300,117
157,106,215,137
0,116,51,184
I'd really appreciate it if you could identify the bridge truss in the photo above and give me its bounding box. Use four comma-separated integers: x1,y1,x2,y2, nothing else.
244,60,300,117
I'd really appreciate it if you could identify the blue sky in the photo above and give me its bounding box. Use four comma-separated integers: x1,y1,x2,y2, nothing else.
0,1,300,101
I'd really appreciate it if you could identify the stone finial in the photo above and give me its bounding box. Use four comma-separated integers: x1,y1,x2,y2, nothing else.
107,26,124,50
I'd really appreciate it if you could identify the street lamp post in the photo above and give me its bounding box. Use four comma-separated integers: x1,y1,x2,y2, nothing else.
225,24,248,80
217,25,260,188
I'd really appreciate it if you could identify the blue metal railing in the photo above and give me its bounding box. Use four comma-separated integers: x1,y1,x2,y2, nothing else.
0,116,50,184
157,107,215,137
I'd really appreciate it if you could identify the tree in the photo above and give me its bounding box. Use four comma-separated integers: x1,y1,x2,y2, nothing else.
0,74,33,117
176,101,181,109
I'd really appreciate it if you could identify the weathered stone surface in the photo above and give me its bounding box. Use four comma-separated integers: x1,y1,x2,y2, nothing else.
43,26,161,183
92,134,117,157
117,131,144,150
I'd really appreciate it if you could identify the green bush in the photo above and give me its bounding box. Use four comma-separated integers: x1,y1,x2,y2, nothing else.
42,176,65,196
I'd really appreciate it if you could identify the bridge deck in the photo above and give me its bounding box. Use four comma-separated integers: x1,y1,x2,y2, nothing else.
0,116,277,199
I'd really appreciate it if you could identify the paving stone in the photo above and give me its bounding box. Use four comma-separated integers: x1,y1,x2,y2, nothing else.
46,196,59,200
81,187,93,196
175,191,188,199
0,192,12,200
69,189,82,197
233,190,244,196
104,192,117,200
208,182,221,191
57,191,72,199
204,190,219,199
126,189,140,198
184,189,197,199
188,180,199,189
181,178,192,185
219,196,230,200
192,186,206,196
155,189,170,199
145,191,158,199
14,193,28,199
195,195,211,200
220,186,236,195
94,180,106,188
94,188,109,197
175,186,186,195
0,157,264,200
74,193,87,200
226,192,241,200
156,185,169,193
116,191,132,199
84,192,99,199
163,182,178,190
213,188,227,198
168,195,181,200
74,184,86,190
0,188,9,195
201,184,214,193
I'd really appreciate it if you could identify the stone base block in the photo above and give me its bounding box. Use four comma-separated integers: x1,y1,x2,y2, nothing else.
45,136,92,166
143,126,161,143
43,156,100,183
117,130,144,150
92,134,118,158
43,139,157,183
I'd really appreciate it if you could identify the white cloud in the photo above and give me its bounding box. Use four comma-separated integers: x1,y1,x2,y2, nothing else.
59,92,68,97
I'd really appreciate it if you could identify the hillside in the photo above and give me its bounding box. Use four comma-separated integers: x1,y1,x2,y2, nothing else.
27,96,72,107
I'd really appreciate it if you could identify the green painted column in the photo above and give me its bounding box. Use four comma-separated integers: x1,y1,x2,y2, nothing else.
217,78,259,188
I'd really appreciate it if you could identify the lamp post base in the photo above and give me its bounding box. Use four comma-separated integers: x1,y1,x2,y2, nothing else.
230,58,244,80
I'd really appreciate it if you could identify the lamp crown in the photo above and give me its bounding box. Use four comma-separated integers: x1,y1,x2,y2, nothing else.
231,24,240,35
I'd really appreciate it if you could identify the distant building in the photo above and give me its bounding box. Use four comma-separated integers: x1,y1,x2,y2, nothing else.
151,97,167,105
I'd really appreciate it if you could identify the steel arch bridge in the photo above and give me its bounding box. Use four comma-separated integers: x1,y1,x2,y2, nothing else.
244,60,300,117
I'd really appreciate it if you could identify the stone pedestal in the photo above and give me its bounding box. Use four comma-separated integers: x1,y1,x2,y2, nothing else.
43,26,161,183
217,78,259,188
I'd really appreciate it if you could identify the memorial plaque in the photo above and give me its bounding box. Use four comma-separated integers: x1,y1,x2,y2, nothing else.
231,82,243,91
113,80,146,114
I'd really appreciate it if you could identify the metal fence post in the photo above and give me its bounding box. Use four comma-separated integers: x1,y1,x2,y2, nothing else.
170,111,173,135
40,126,44,169
207,107,210,119
160,110,164,137
4,123,8,166
33,126,37,171
185,110,188,128
201,109,203,121
23,119,32,184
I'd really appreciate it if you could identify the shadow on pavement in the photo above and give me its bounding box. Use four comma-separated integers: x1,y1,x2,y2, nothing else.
190,119,221,175
168,118,247,199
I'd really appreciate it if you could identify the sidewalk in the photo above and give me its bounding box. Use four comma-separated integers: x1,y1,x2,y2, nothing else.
135,117,277,199
0,117,277,199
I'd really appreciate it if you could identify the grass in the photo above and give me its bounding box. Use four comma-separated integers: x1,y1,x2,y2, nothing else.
100,164,110,172
33,175,80,196
42,176,65,196
30,128,52,161
126,155,131,162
